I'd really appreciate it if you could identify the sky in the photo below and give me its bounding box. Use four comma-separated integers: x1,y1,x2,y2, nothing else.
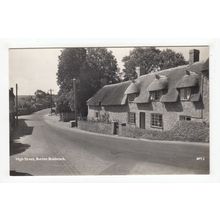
9,46,209,95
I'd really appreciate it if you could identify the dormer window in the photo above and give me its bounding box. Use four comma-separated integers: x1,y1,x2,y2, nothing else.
124,81,140,103
128,93,138,102
150,90,165,101
179,88,191,101
176,70,200,102
148,74,168,102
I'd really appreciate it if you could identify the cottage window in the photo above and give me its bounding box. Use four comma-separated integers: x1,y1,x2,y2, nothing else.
128,112,136,124
150,90,163,101
128,93,137,102
179,115,191,121
179,88,191,101
95,112,99,118
151,113,163,128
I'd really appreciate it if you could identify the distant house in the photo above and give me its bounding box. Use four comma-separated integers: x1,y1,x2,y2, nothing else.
9,88,16,132
87,49,209,133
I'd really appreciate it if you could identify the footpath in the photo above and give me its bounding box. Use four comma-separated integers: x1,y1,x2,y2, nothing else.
44,114,209,147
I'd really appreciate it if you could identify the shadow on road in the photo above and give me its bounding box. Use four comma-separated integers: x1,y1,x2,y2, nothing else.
10,170,32,176
10,142,31,156
10,119,33,156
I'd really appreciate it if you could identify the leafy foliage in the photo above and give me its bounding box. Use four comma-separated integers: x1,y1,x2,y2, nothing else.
18,90,55,115
122,47,187,80
56,48,119,116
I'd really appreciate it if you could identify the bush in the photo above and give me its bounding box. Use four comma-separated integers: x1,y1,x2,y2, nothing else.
140,121,209,142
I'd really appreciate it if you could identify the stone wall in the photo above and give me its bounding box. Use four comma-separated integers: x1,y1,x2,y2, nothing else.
87,77,209,131
202,74,209,123
78,120,112,135
87,105,129,124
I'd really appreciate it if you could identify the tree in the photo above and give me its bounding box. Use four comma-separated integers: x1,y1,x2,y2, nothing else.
57,48,87,93
56,48,119,116
86,48,119,87
34,90,46,99
122,47,187,80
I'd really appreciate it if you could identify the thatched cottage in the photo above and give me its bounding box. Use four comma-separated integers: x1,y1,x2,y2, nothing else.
87,49,209,134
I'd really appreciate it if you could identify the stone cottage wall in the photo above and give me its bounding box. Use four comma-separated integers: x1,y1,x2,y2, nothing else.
78,120,112,135
87,77,209,131
87,105,129,123
202,74,209,123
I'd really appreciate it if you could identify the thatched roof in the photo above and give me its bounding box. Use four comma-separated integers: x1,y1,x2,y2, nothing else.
202,58,209,72
87,81,130,106
147,75,168,92
87,60,206,106
191,92,201,102
124,82,139,94
176,70,199,88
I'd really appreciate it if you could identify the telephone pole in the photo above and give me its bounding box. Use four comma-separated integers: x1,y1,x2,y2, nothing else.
49,89,53,114
73,79,77,127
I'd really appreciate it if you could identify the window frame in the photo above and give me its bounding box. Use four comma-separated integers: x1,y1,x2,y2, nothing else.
127,93,138,102
128,112,136,124
151,113,163,129
150,90,164,102
95,111,99,119
179,87,191,101
179,115,191,121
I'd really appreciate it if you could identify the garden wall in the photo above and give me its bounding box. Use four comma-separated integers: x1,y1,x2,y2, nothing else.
78,120,209,143
121,121,209,143
78,120,112,135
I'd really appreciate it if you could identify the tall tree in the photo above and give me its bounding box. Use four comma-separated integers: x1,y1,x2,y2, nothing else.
56,48,119,116
34,89,47,99
86,48,119,88
122,47,187,80
57,48,87,93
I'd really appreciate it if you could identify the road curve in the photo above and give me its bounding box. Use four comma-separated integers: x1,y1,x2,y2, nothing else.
10,109,209,175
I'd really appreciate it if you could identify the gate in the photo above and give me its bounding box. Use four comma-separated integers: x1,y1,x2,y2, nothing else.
113,122,119,135
139,112,145,129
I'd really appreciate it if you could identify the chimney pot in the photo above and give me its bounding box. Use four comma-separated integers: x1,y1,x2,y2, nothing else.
189,49,200,65
135,66,145,78
155,74,160,79
135,66,140,78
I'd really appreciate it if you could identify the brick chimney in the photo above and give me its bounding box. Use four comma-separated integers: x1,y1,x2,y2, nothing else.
135,66,145,78
189,49,200,65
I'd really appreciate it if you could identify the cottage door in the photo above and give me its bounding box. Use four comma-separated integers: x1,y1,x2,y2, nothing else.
113,122,119,135
140,112,145,129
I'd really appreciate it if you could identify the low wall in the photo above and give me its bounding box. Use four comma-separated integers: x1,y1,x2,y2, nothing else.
120,126,147,138
60,112,75,122
121,121,209,143
78,120,209,143
78,120,112,135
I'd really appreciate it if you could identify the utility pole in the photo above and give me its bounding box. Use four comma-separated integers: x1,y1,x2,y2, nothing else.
15,83,18,126
49,89,53,114
73,78,77,127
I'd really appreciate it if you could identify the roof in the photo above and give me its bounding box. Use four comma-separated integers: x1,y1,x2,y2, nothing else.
124,82,139,94
202,58,209,72
147,75,168,92
87,81,130,106
202,58,209,75
87,61,206,106
176,70,199,88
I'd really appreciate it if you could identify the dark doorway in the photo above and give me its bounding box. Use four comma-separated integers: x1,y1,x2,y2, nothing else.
113,122,119,135
140,112,145,129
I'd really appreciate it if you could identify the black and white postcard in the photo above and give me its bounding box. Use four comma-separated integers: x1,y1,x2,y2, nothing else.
9,46,209,176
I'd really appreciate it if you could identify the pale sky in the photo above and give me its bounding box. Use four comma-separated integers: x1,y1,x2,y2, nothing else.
9,46,209,95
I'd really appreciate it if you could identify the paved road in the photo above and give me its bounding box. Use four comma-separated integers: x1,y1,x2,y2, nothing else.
10,109,209,175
